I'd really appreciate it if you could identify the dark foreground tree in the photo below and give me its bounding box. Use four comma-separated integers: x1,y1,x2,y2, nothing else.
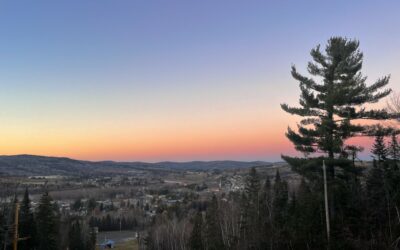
189,212,204,250
205,195,224,250
281,37,398,248
68,220,84,250
88,226,97,250
272,170,289,250
371,127,388,162
239,167,262,249
259,176,273,249
281,37,395,180
36,192,59,250
19,188,37,250
68,218,96,250
388,133,399,163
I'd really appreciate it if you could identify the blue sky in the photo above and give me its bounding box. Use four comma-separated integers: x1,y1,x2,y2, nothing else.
0,1,398,161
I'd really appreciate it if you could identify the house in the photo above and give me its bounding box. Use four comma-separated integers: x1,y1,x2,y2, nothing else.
100,239,115,249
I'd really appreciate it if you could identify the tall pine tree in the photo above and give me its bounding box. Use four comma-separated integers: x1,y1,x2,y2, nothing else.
281,37,395,181
36,192,59,250
280,37,397,247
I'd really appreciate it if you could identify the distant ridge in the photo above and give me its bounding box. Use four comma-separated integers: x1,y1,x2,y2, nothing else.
0,154,271,176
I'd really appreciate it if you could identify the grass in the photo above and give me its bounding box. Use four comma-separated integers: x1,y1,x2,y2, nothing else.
115,239,139,250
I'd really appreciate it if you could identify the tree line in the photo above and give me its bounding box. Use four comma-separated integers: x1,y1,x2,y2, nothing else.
146,132,399,250
88,214,139,231
0,189,96,250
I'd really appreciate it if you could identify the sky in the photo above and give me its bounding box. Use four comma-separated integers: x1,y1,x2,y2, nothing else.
0,1,399,162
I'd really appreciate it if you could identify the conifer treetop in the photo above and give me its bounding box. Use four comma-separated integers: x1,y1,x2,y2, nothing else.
281,37,398,179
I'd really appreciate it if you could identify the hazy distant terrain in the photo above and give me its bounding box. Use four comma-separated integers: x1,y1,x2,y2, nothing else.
0,154,271,176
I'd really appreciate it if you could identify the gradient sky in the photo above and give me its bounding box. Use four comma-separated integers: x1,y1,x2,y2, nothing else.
0,1,399,162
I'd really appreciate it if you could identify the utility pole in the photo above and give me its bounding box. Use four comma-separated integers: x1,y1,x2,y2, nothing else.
3,226,8,250
13,201,19,250
323,160,330,247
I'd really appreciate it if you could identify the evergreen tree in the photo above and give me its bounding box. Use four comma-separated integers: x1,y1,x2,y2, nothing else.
0,204,11,249
68,220,85,250
293,179,325,249
19,188,37,250
280,37,397,247
0,209,4,248
36,192,59,250
88,226,97,250
371,128,388,162
272,170,288,249
240,167,262,249
189,212,204,250
281,37,394,181
205,195,224,250
388,133,399,162
72,199,82,211
272,170,288,221
365,164,387,247
259,176,273,249
87,198,97,212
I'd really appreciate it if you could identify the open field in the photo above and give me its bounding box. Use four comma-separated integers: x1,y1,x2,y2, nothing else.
97,231,138,250
116,240,139,250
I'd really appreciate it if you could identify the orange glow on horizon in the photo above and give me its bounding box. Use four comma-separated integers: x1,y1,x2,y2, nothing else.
0,115,384,162
0,125,294,161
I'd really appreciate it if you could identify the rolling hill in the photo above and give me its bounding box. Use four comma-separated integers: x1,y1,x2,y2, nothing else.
0,154,271,176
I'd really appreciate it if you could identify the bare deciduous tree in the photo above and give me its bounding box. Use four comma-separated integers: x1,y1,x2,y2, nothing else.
219,199,240,249
387,91,400,122
149,213,192,250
